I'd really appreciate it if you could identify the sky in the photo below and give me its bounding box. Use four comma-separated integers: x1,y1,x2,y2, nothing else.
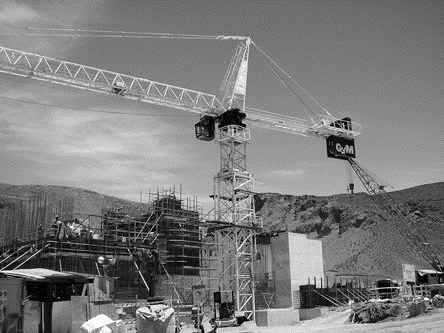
0,0,443,211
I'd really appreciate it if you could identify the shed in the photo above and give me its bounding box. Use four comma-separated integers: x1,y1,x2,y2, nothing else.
0,268,88,333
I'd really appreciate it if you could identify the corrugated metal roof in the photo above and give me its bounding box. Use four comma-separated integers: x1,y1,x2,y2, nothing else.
417,269,443,276
0,268,86,280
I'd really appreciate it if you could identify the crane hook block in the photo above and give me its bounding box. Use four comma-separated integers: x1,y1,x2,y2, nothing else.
218,108,246,129
195,116,215,141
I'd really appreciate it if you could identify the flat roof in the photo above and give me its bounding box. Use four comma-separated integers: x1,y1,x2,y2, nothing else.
0,268,87,281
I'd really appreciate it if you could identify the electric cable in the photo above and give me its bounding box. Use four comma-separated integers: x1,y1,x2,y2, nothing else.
0,95,195,118
1,28,247,41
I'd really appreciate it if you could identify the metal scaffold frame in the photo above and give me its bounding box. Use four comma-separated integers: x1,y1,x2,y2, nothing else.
0,188,219,305
213,124,261,320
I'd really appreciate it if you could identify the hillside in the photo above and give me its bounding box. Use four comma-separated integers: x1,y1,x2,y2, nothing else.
255,182,444,280
0,183,148,217
1,182,443,280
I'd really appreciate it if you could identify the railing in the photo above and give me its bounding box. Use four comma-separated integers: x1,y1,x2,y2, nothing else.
296,276,373,309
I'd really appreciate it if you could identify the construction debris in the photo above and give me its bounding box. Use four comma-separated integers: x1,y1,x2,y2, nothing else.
349,295,444,324
80,314,124,333
136,304,175,333
432,294,444,308
350,299,401,323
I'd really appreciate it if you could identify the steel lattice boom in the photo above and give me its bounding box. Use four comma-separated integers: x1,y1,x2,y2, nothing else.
0,45,361,138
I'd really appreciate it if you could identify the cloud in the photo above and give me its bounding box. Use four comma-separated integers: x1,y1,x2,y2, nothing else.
0,77,198,200
263,169,307,179
0,1,40,25
392,162,444,189
394,167,443,177
0,0,105,56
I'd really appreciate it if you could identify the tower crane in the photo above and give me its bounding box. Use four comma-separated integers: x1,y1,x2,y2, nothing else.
0,32,361,319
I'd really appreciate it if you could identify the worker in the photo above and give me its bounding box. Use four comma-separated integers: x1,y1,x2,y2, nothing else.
37,224,44,239
55,216,66,241
50,216,60,238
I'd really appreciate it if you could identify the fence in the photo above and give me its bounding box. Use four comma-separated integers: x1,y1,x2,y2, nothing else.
298,276,373,308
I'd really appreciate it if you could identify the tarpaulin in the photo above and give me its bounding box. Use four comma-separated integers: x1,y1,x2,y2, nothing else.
80,314,123,333
136,305,175,333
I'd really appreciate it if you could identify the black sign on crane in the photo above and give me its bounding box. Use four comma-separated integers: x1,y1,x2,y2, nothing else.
326,135,356,160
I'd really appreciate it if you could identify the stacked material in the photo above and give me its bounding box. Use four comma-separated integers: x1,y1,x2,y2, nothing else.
349,300,401,323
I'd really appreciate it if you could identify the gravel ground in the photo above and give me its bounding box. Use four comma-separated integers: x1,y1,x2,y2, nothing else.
259,307,444,333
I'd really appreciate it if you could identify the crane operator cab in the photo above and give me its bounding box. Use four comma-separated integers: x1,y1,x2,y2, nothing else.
195,115,215,141
195,108,246,141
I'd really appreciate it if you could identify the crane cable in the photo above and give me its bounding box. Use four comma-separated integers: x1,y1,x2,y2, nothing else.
252,41,332,120
0,95,195,118
1,27,248,41
3,27,332,122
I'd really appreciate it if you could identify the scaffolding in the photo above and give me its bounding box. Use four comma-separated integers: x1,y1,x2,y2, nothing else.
0,187,217,305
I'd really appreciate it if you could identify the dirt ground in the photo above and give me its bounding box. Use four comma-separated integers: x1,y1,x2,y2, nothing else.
258,307,444,333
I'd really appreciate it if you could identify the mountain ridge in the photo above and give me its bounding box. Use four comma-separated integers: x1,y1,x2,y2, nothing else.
255,182,444,280
1,181,443,280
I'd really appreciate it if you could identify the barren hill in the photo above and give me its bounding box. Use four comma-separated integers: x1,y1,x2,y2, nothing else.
0,183,148,217
1,182,443,280
255,182,444,280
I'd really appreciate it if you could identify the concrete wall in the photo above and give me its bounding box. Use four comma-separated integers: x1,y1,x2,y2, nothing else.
254,245,272,281
299,307,330,321
256,308,300,327
271,232,291,308
269,232,324,309
287,232,324,286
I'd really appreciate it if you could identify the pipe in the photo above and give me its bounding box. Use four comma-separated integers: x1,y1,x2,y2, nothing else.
0,245,31,265
14,243,50,270
1,248,31,270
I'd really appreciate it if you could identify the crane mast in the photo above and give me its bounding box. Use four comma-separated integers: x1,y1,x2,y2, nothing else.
210,39,259,316
0,39,361,320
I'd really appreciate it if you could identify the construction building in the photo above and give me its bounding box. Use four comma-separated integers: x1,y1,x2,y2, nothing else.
0,188,213,304
0,189,330,311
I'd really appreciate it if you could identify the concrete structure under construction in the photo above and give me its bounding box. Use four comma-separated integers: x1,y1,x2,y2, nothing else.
0,189,209,304
254,231,324,310
1,189,328,327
